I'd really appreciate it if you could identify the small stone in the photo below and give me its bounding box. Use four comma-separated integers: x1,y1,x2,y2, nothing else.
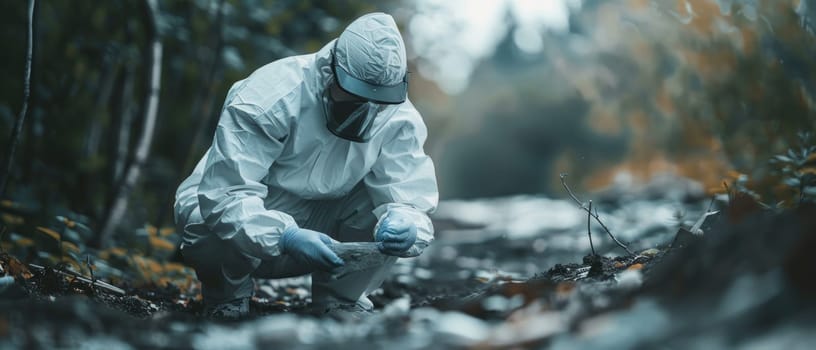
285,287,309,298
640,248,660,257
439,245,458,260
0,275,14,293
435,311,491,344
414,267,434,280
396,274,416,285
259,285,278,299
616,269,643,289
383,295,411,316
555,282,575,297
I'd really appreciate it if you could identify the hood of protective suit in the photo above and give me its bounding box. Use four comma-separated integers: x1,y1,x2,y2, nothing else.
314,13,409,142
334,12,407,96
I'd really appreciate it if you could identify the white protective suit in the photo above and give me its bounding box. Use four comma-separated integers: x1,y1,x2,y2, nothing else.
173,13,438,307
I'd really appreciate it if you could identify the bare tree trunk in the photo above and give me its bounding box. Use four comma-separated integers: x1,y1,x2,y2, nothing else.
84,58,120,161
0,0,36,197
81,56,120,218
106,23,137,210
113,66,136,184
23,0,43,184
184,0,227,173
155,0,226,228
96,0,163,247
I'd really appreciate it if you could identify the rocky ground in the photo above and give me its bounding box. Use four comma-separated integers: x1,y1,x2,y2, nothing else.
1,177,815,349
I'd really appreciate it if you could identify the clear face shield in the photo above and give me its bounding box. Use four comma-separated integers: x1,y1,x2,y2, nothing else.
321,81,386,143
323,48,408,143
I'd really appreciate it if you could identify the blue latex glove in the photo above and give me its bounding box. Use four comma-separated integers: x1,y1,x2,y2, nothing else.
279,228,344,271
375,212,417,255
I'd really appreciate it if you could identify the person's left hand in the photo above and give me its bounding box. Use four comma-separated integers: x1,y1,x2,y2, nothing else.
375,212,417,255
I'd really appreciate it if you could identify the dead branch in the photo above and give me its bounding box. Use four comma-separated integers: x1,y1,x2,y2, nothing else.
112,64,136,184
560,173,634,255
0,0,36,197
587,200,596,256
85,255,96,295
28,263,125,296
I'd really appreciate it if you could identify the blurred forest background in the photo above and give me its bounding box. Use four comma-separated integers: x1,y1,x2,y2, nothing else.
1,0,814,249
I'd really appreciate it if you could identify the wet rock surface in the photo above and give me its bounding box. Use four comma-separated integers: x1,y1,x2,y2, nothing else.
2,192,815,349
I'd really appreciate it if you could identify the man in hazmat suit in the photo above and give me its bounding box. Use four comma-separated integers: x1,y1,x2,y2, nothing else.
173,12,438,319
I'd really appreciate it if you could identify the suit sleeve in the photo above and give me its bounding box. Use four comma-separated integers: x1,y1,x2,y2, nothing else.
197,102,298,259
364,118,439,248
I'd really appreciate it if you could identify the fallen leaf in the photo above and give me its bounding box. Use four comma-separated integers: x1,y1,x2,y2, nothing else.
3,255,32,279
61,241,80,254
146,225,158,237
60,217,77,229
36,226,61,241
159,227,175,237
1,214,24,225
149,236,175,252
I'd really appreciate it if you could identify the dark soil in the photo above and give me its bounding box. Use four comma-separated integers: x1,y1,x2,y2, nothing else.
2,201,815,349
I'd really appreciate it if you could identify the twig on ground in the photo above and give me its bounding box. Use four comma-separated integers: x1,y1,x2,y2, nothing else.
587,200,596,256
85,255,96,295
706,197,715,212
669,197,718,250
560,173,634,255
28,263,125,296
683,197,720,236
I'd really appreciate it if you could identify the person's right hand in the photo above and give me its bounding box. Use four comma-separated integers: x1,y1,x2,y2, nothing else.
279,228,344,271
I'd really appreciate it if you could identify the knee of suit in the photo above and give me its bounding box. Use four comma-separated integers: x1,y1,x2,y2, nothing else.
181,234,260,275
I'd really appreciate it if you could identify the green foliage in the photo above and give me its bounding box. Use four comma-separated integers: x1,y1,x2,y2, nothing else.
1,204,194,289
713,132,816,211
770,132,816,205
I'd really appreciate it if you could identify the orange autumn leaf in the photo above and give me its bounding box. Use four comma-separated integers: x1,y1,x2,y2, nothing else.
36,226,61,241
627,263,645,271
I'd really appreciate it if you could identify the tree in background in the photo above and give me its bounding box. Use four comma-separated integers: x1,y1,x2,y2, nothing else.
426,0,815,200
97,0,163,247
0,0,389,242
0,0,35,197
